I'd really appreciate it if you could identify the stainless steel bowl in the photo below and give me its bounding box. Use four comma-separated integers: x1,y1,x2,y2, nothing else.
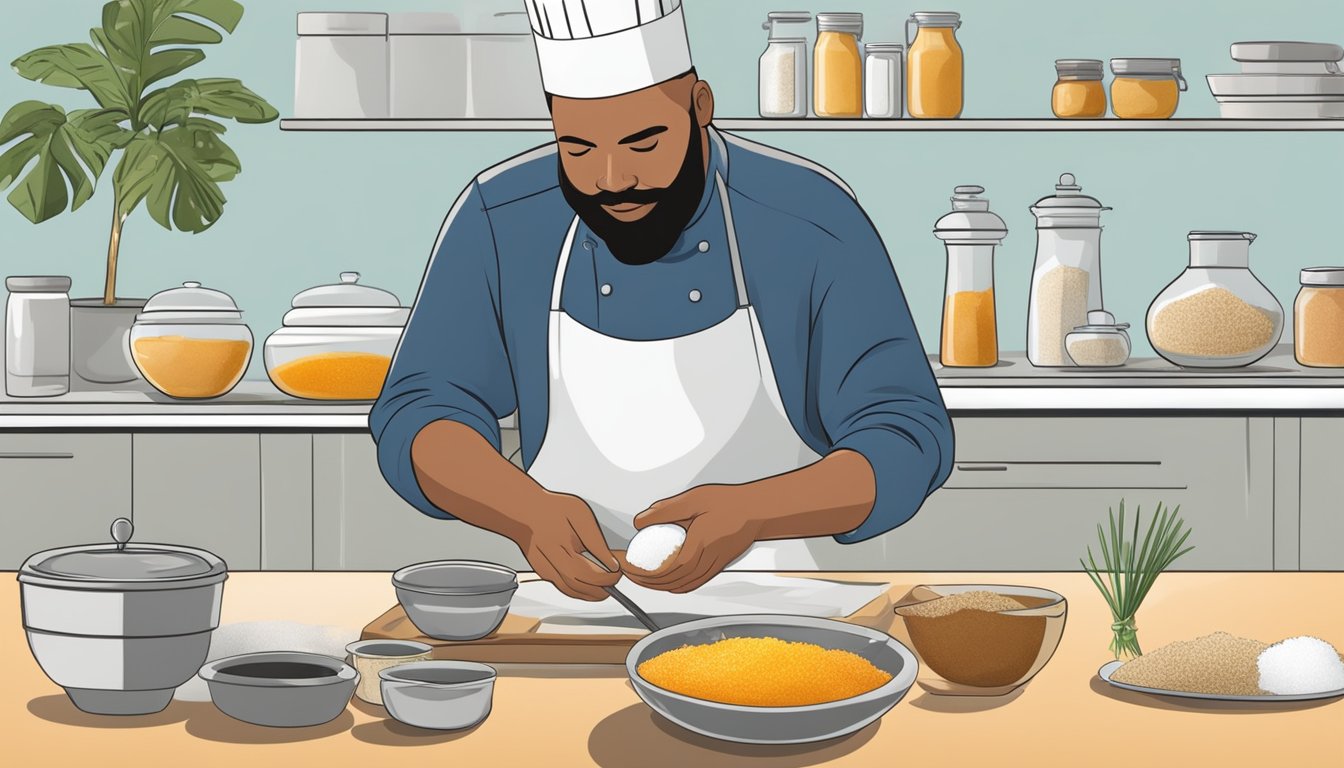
392,561,518,641
379,660,496,730
198,651,358,728
627,615,918,745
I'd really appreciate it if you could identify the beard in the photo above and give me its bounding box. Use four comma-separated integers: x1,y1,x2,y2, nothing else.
558,112,707,266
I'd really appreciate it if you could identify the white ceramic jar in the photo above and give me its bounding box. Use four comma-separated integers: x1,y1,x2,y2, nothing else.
295,13,389,118
864,43,905,118
5,276,71,397
389,13,467,118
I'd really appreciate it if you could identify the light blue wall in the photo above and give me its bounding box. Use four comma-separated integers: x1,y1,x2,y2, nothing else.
2,0,1340,378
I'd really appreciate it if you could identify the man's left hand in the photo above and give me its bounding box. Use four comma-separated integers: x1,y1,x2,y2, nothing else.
623,484,760,593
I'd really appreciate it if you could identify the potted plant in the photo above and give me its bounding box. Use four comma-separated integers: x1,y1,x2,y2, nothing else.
0,0,276,384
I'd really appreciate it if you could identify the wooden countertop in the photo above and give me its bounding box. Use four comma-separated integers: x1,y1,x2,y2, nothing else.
5,572,1341,767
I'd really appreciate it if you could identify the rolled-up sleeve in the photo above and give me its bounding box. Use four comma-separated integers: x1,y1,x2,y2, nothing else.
369,180,517,520
811,211,955,543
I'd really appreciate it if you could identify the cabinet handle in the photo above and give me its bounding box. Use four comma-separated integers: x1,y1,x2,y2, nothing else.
956,464,1008,472
0,452,74,459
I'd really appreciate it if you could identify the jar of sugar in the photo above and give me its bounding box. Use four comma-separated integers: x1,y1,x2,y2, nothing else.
1065,310,1131,367
758,12,811,118
864,44,904,118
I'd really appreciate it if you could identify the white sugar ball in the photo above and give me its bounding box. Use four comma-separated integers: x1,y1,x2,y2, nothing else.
1257,635,1344,695
625,524,686,572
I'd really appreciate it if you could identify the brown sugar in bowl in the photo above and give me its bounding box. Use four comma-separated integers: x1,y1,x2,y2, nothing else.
894,584,1067,696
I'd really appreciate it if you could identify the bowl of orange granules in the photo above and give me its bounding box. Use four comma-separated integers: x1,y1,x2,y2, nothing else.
627,615,918,745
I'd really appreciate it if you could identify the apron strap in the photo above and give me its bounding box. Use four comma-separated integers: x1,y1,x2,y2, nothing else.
715,172,750,309
551,216,581,312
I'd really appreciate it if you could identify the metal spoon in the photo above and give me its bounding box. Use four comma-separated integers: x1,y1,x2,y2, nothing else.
581,551,662,633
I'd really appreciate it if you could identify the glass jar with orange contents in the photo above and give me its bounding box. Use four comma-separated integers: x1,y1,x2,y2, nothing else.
1052,59,1107,118
129,281,254,399
906,11,964,119
1109,58,1187,119
934,185,1007,367
1294,268,1344,368
813,12,863,118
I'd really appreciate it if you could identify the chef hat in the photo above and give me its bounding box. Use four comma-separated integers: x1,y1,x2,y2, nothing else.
524,0,694,99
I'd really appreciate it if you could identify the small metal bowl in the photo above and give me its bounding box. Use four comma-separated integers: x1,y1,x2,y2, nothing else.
379,660,496,731
198,651,358,727
392,561,518,641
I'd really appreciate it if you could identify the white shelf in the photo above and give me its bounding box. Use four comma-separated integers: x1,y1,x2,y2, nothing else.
279,117,1344,132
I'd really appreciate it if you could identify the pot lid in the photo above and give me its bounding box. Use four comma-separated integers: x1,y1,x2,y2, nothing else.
933,185,1007,242
1072,309,1131,332
1231,41,1344,64
285,272,408,327
135,281,243,324
1031,173,1111,212
17,518,227,591
292,272,400,308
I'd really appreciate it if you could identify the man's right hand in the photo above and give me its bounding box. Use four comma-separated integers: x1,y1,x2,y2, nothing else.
513,491,621,601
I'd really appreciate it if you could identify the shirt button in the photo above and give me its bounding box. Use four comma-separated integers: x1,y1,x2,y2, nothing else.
688,289,702,303
697,241,710,253
600,283,612,296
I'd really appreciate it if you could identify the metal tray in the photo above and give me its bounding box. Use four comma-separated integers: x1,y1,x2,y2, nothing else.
1098,660,1344,702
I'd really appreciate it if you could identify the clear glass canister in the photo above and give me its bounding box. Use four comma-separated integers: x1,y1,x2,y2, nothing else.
1110,58,1186,119
1294,268,1344,367
759,12,811,118
906,11,963,119
814,13,863,118
934,185,1006,367
130,281,254,399
1052,59,1106,118
1147,232,1283,368
864,43,904,118
1027,173,1111,367
1066,310,1131,367
5,276,71,397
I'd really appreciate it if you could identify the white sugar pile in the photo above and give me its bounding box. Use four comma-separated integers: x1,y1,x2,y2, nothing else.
1257,635,1344,695
174,621,360,701
625,524,686,572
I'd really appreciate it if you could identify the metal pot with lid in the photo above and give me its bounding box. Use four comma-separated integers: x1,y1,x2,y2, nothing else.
129,281,254,399
18,518,227,715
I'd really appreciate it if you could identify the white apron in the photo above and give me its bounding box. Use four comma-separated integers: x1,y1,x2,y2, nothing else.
526,172,826,569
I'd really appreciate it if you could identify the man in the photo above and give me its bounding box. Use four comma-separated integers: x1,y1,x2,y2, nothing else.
370,0,953,601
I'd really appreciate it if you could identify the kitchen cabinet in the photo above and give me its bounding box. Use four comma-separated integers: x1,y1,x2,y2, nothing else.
1299,418,1344,570
260,433,314,570
0,433,131,567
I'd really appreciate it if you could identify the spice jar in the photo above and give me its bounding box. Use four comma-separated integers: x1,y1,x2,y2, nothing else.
934,185,1006,367
864,43,904,118
1027,173,1111,367
129,282,253,399
906,12,964,119
1109,58,1186,119
814,13,864,118
1066,310,1131,367
1052,59,1106,118
5,276,71,397
758,12,811,119
1147,232,1283,368
1294,268,1344,367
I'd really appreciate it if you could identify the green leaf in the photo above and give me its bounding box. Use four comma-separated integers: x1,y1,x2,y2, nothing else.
95,0,246,109
141,48,205,88
140,78,278,129
148,15,223,46
0,101,129,222
114,120,239,232
11,43,131,111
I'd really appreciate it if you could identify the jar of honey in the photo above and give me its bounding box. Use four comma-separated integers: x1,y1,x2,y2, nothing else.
906,12,964,119
1052,59,1106,118
1295,268,1344,368
933,185,1007,367
813,13,863,118
1109,58,1186,119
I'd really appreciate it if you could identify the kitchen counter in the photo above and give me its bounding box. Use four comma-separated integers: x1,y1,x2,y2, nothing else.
5,572,1340,767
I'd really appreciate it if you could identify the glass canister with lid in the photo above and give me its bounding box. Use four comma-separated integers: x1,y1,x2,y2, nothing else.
129,281,253,399
1066,310,1131,367
934,185,1006,367
1052,59,1106,118
864,43,904,118
759,12,811,118
5,276,71,397
264,271,409,400
906,11,964,119
1146,232,1283,368
1026,173,1111,367
814,12,864,118
1294,268,1344,367
1110,58,1187,118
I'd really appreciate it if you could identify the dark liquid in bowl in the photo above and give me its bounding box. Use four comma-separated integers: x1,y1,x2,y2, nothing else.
221,662,336,680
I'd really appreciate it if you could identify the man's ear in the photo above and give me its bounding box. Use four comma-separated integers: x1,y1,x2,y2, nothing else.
692,80,715,128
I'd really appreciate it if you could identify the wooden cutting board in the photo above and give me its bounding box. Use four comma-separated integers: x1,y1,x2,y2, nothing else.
361,574,904,665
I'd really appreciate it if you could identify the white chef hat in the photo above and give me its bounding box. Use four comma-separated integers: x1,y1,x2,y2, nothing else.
524,0,694,99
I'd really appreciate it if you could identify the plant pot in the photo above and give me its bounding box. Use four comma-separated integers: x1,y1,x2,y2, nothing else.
70,298,147,384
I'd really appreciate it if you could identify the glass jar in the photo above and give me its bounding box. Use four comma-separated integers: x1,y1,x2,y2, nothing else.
130,281,253,399
1027,173,1111,367
1147,232,1283,368
814,13,863,118
1066,310,1131,367
906,12,963,119
264,272,408,400
1294,268,1344,368
864,43,904,118
1052,59,1106,118
759,12,811,118
934,185,1006,367
1109,58,1186,119
5,276,71,397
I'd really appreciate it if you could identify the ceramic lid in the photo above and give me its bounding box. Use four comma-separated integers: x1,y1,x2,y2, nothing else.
5,276,71,292
284,272,409,327
1032,173,1109,211
17,518,227,591
1231,41,1344,63
1300,267,1344,286
134,281,244,324
1071,309,1131,333
933,185,1007,243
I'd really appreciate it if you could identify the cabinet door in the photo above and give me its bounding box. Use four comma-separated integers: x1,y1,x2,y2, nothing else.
0,433,131,568
1300,418,1344,570
132,433,262,569
313,432,526,571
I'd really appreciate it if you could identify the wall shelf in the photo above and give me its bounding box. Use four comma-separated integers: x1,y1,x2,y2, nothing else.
279,117,1344,132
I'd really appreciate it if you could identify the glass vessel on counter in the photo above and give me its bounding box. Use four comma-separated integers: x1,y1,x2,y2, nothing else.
934,185,1006,367
906,11,963,119
1066,310,1131,367
864,43,904,118
1146,232,1283,368
759,12,811,118
1294,268,1344,368
129,282,253,399
5,276,71,397
1027,173,1111,367
1052,59,1107,118
813,12,863,118
1109,58,1186,119
264,272,408,400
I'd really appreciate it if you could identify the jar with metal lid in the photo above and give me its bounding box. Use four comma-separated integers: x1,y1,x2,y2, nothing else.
814,12,863,118
5,275,71,397
1052,59,1106,118
864,43,904,118
264,271,409,400
759,12,811,118
934,185,1007,367
1027,173,1111,367
1110,58,1186,118
1294,268,1344,367
906,11,964,119
1066,310,1131,367
130,281,253,399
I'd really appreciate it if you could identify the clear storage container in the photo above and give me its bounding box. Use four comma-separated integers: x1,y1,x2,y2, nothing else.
814,13,863,118
864,43,904,118
1146,232,1283,368
1052,59,1106,118
759,12,811,118
1110,58,1186,119
294,13,389,119
1293,268,1344,367
906,12,964,119
5,276,70,397
934,186,1006,367
129,282,253,399
1027,174,1111,366
1066,310,1131,367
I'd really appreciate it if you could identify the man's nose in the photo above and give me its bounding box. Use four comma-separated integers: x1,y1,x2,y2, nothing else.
596,152,636,193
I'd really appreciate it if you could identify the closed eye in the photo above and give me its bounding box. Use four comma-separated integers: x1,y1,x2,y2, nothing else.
629,142,658,153
567,147,592,157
